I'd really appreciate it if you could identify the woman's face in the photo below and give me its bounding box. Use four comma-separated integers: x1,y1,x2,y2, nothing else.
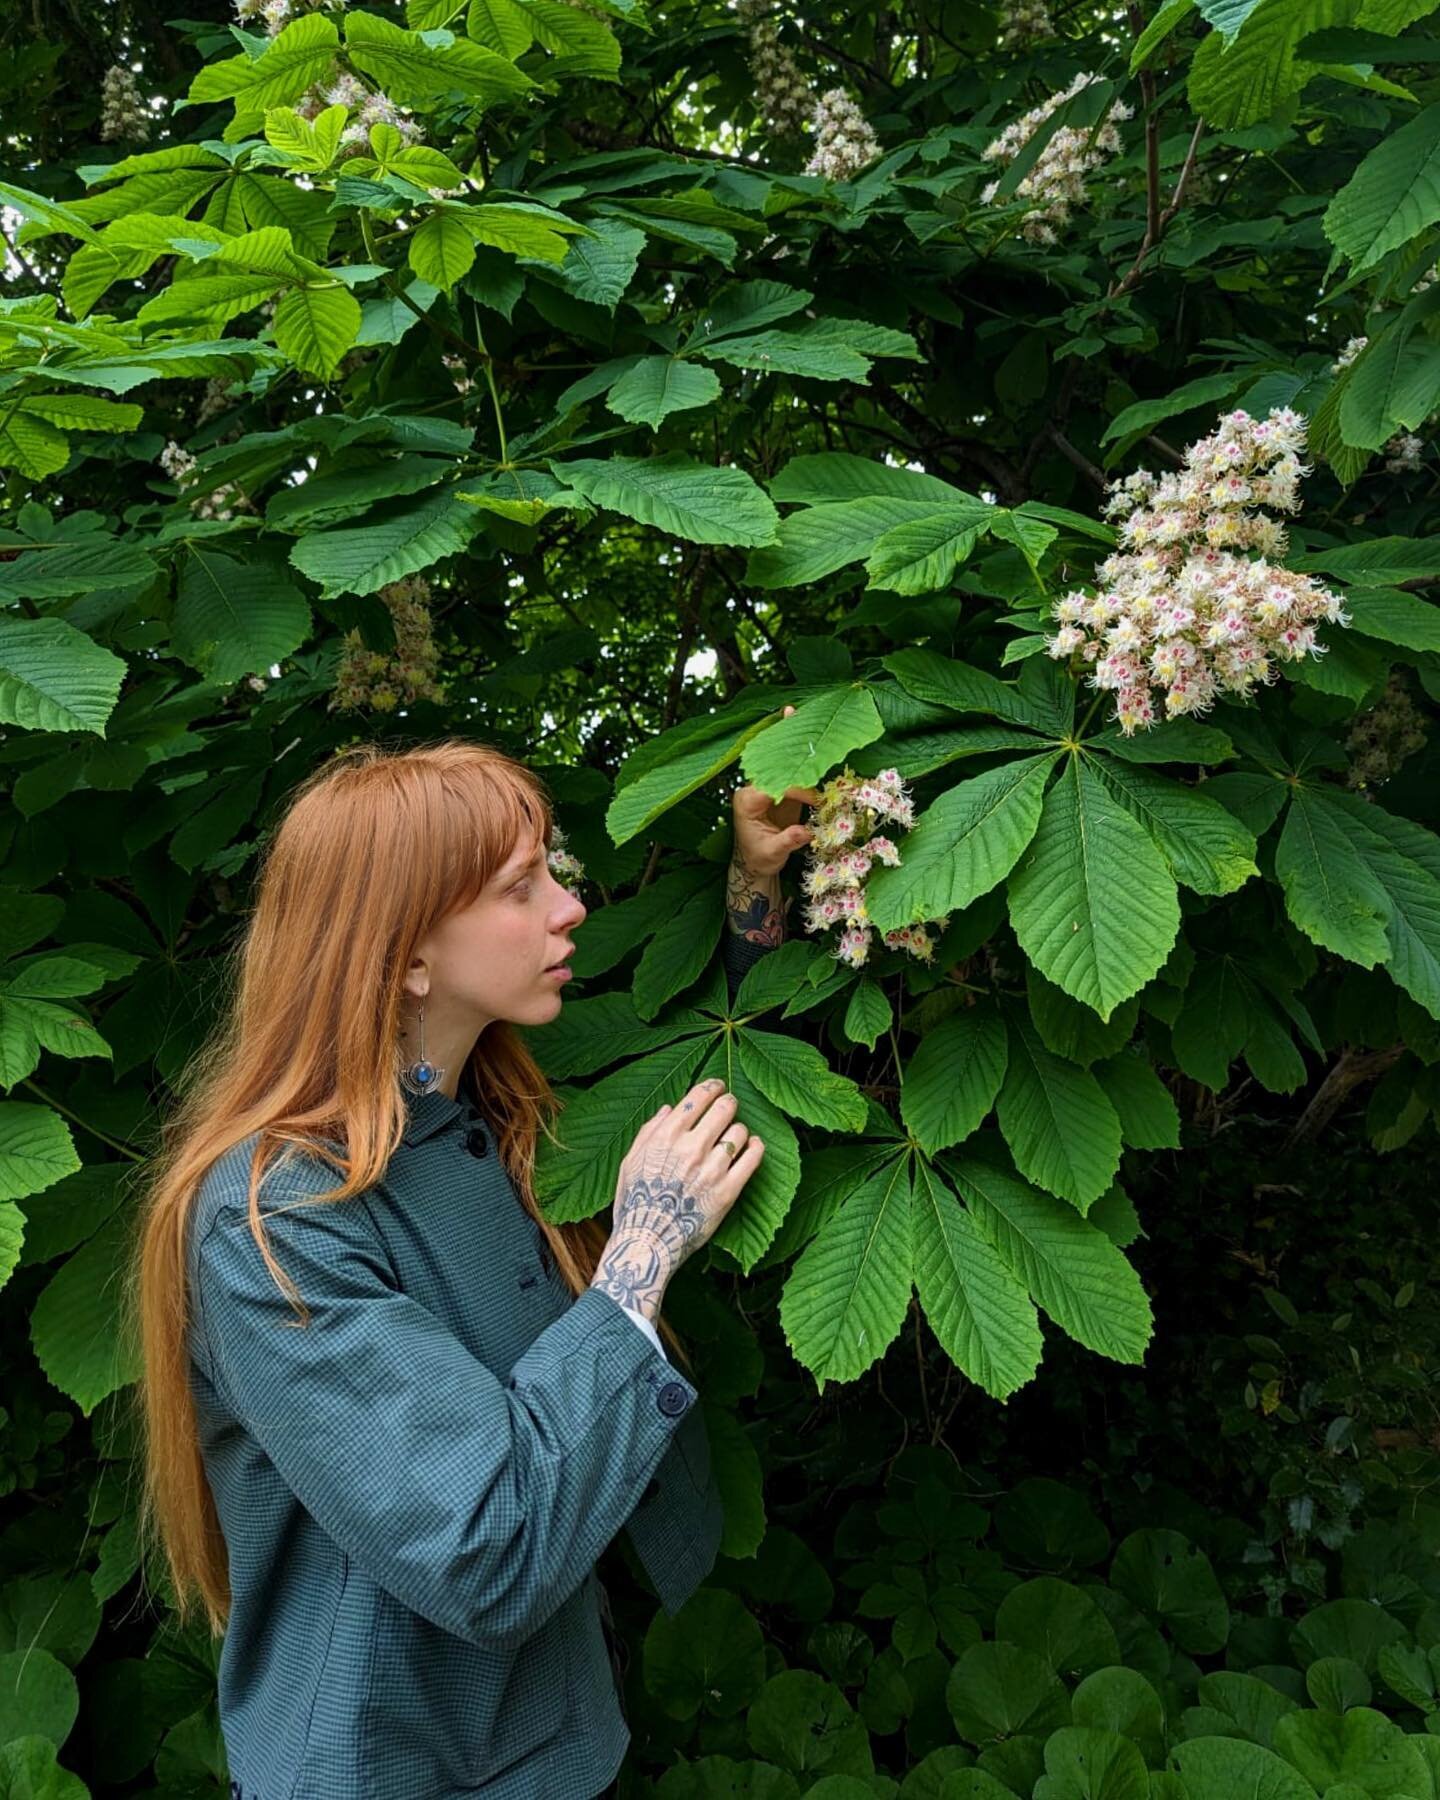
406,829,589,1041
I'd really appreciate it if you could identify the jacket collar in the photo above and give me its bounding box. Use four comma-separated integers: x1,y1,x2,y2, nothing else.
400,1075,484,1147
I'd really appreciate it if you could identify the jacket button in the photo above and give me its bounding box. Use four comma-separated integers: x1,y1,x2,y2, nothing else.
656,1381,689,1418
464,1127,488,1158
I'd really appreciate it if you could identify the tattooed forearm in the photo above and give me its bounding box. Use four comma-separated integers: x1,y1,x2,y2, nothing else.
725,850,787,948
590,1167,709,1324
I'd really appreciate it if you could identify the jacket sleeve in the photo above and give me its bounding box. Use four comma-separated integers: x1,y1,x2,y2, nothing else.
190,1172,700,1652
721,924,778,1003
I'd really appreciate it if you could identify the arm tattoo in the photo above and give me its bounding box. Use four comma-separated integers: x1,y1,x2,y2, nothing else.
725,849,785,948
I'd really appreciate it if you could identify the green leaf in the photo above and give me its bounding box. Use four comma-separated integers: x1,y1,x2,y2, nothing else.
550,453,779,548
1325,100,1440,271
604,357,722,427
186,12,341,113
769,452,964,507
883,647,1062,733
911,1157,1043,1401
900,1004,1008,1154
698,1039,802,1274
1093,1053,1180,1150
0,619,127,735
272,284,362,377
467,0,535,56
1090,757,1259,896
547,217,646,306
29,1209,141,1414
1008,758,1181,1022
863,504,993,595
606,694,779,845
19,394,142,433
947,1154,1152,1364
1112,1528,1230,1655
1188,0,1351,128
1344,586,1440,651
289,489,482,597
1088,718,1235,764
997,1012,1123,1213
739,685,885,799
841,978,892,1049
1275,787,1393,971
344,9,534,107
737,1028,869,1133
1100,372,1246,444
409,210,478,288
778,1154,913,1388
1170,958,1258,1091
1167,1737,1315,1800
534,1036,711,1224
866,754,1059,932
0,408,69,479
632,877,726,1021
173,549,312,683
746,496,945,589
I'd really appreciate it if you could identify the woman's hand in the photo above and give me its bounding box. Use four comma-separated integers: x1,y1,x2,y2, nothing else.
590,1077,765,1323
731,704,822,879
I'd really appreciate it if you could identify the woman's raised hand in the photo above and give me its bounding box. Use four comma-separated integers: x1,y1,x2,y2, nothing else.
589,1077,765,1324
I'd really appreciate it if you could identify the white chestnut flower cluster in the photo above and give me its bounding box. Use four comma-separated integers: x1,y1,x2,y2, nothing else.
980,70,1132,245
799,767,949,969
1044,406,1351,735
291,71,425,154
999,0,1055,49
157,441,247,521
101,66,151,142
804,87,881,182
546,826,586,892
1345,671,1428,791
736,0,813,139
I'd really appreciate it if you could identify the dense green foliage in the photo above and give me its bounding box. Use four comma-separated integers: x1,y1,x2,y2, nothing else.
5,0,1440,1788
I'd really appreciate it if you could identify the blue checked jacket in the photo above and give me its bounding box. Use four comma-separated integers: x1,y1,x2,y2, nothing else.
188,930,774,1800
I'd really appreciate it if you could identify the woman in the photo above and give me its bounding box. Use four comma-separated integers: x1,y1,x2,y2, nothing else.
130,733,818,1800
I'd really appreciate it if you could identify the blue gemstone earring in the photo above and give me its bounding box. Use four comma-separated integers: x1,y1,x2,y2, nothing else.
399,1000,446,1097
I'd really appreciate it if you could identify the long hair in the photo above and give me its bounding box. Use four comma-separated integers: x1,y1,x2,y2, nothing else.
125,737,691,1639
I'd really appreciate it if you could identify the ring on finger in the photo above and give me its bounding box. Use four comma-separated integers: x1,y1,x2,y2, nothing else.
717,1137,742,1165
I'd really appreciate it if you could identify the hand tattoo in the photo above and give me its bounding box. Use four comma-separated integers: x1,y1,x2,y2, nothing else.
590,1149,711,1324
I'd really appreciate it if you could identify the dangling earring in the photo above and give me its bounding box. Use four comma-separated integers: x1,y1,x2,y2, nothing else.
399,999,446,1096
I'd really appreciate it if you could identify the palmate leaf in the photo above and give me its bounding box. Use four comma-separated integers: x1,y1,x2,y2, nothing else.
866,753,1059,932
551,454,779,548
0,409,69,479
1090,756,1259,895
900,1003,1008,1154
533,1033,711,1224
1009,757,1180,1022
466,0,534,57
409,211,479,289
736,1028,868,1133
883,647,1063,733
1274,786,1393,971
755,1136,904,1272
777,1151,913,1389
739,685,885,799
0,619,127,735
996,1012,1123,1213
910,1157,1042,1400
1170,957,1258,1091
1344,586,1440,651
1093,1052,1181,1150
945,1152,1152,1366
